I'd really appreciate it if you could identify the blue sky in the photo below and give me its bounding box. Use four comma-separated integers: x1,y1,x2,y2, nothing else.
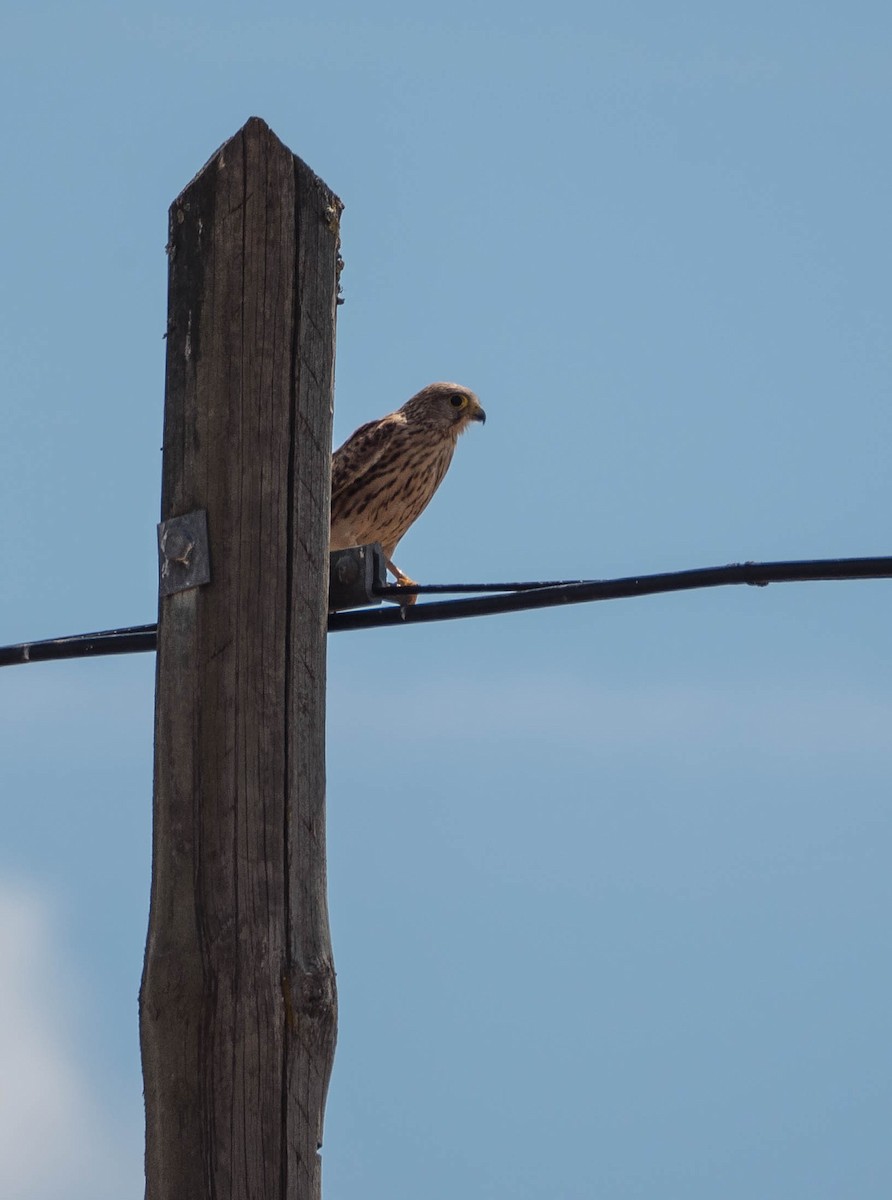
2,3,892,1197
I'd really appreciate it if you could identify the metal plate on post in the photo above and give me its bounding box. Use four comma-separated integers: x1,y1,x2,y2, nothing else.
158,509,211,597
328,543,386,611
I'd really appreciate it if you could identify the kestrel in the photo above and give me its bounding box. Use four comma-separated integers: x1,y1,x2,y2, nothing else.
330,381,486,593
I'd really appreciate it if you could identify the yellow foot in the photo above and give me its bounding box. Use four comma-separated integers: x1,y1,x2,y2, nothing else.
385,558,418,606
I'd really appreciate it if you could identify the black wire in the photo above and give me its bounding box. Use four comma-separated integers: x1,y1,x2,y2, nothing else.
1,556,890,665
0,625,158,668
375,580,581,595
332,556,892,631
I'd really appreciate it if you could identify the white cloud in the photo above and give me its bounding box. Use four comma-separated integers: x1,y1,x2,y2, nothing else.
0,882,140,1200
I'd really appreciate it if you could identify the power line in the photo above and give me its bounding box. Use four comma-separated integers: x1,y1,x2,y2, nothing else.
0,624,157,668
335,555,892,630
376,579,582,594
2,555,890,667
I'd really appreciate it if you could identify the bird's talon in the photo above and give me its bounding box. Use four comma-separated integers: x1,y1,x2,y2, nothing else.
394,573,418,606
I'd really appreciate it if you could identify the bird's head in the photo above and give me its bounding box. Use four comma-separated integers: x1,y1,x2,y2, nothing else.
400,382,486,437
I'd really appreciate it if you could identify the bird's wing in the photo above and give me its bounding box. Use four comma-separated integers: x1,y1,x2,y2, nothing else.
331,414,405,504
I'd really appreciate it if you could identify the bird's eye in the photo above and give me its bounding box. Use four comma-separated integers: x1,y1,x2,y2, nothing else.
450,394,468,408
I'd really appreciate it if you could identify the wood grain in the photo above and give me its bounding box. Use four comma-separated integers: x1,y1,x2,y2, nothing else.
141,117,342,1200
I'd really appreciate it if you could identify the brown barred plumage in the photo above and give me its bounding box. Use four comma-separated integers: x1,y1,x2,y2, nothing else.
330,382,485,594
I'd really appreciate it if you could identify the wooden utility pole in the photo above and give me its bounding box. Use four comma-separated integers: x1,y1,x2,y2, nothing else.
140,118,342,1200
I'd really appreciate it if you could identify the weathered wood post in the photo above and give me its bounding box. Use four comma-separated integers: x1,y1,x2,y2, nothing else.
140,117,342,1200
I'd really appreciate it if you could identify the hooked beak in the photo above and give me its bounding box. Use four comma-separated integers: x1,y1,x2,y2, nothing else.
471,406,486,425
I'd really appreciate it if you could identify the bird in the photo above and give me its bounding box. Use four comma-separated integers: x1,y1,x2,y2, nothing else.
330,381,486,596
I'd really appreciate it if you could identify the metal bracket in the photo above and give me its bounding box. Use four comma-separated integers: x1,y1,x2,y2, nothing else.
158,509,211,597
329,544,386,611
